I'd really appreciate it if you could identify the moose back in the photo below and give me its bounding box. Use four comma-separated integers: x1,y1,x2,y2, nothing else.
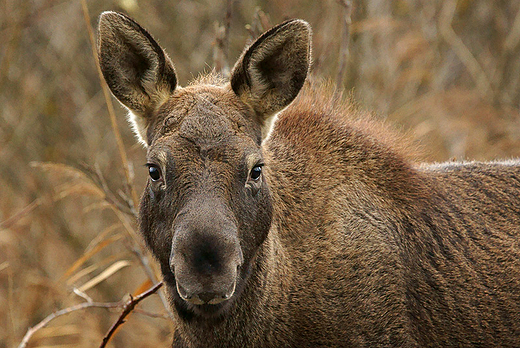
97,12,520,347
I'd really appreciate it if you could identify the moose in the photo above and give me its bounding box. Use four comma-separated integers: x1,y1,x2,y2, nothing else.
97,12,520,347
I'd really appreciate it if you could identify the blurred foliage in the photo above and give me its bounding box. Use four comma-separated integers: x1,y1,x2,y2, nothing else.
1,0,520,347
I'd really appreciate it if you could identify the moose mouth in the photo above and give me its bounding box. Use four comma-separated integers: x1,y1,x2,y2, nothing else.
175,278,237,306
170,281,238,319
164,265,244,319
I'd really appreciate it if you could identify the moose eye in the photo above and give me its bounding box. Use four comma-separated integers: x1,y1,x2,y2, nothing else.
250,165,262,181
148,164,162,182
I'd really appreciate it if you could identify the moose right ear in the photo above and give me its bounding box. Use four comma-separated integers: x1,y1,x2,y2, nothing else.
230,19,311,139
97,11,177,144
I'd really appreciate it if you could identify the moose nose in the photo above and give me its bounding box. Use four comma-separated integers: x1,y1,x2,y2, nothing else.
171,198,242,306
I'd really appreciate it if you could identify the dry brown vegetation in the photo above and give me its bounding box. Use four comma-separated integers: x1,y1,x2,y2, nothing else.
1,0,520,347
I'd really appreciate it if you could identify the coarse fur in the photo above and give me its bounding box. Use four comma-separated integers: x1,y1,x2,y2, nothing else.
97,12,520,347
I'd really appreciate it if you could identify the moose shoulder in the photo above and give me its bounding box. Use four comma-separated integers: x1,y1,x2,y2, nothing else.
97,12,520,347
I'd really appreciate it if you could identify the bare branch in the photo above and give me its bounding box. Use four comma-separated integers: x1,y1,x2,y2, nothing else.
224,0,233,55
18,282,164,348
78,162,136,218
213,0,234,77
504,7,520,53
73,288,93,303
99,281,163,348
439,0,494,101
335,0,353,91
129,245,175,320
256,9,271,32
133,308,171,319
246,8,272,42
0,198,40,230
18,301,123,348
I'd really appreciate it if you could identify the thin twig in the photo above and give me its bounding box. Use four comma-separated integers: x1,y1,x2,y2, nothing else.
504,7,520,53
223,0,233,59
102,205,173,320
18,301,123,348
117,188,137,217
246,8,271,42
335,0,353,91
439,0,494,101
495,7,520,106
80,0,139,210
18,282,164,348
0,1,27,88
130,245,175,320
78,162,136,217
99,282,163,348
256,9,271,32
133,308,171,319
8,266,15,348
0,262,9,273
73,288,94,303
0,198,41,230
213,0,234,77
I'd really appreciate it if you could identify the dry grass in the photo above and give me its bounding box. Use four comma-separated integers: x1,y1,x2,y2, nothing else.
1,0,520,347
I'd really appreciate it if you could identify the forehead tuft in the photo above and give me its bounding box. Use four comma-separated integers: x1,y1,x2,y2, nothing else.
153,85,256,146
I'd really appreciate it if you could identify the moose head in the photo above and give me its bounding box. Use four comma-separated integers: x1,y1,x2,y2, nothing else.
97,12,311,317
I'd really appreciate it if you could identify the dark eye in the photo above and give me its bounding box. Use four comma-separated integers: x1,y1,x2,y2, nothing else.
250,165,262,181
148,165,162,181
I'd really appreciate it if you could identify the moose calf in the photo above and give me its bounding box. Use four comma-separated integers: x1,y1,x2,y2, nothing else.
97,12,520,347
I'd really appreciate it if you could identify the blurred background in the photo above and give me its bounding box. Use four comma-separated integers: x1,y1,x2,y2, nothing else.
1,0,520,347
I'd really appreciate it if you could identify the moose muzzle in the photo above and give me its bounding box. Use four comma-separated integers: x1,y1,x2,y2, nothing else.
170,200,243,306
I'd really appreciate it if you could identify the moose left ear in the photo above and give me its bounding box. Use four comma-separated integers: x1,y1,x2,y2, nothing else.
97,11,177,145
230,19,311,138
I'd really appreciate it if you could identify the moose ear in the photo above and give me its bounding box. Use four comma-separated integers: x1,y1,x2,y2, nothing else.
230,19,311,138
97,11,177,145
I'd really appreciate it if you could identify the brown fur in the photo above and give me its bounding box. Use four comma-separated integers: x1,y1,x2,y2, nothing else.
97,12,520,347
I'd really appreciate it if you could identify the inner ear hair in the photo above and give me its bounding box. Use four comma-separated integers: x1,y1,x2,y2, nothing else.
230,19,311,138
97,11,177,145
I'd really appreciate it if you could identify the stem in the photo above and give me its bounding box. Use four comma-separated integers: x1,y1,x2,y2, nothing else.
335,0,353,91
80,0,139,210
99,282,163,348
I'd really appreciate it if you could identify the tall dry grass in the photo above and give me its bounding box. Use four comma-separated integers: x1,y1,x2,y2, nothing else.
1,0,520,347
